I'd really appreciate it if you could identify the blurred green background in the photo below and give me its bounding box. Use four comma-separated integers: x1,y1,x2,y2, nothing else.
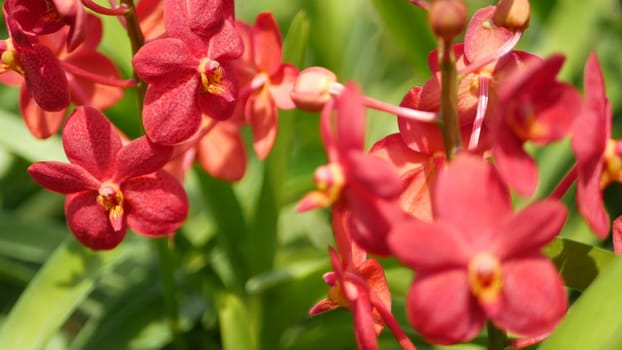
1,0,621,349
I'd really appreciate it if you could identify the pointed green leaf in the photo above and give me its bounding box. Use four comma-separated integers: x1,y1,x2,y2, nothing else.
218,292,255,350
0,211,66,262
283,10,310,67
0,238,130,350
542,237,615,291
539,254,622,350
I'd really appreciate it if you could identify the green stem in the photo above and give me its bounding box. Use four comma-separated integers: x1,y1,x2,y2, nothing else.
487,321,508,350
119,0,147,108
438,39,462,160
155,237,188,350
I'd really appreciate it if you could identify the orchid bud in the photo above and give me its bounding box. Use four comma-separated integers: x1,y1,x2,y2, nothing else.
290,67,338,112
429,0,467,42
493,0,530,31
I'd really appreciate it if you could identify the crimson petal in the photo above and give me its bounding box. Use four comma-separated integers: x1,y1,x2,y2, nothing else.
66,191,127,250
123,171,189,237
28,162,101,193
62,106,123,180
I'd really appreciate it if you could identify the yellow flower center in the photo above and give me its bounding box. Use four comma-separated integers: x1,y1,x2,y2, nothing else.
468,252,503,303
96,182,124,232
198,58,226,95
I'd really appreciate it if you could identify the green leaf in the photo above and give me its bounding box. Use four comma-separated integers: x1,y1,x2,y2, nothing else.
218,292,255,350
0,238,130,350
282,10,310,67
542,237,615,291
369,0,435,75
534,0,612,80
0,109,65,162
0,211,66,263
539,254,622,350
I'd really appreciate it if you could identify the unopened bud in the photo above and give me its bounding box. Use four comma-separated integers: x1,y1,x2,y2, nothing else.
429,0,467,42
290,67,338,112
493,0,530,31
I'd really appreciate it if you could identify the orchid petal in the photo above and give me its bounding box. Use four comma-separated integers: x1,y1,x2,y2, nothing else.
123,171,188,237
493,256,567,337
66,191,127,250
113,136,173,182
407,270,485,345
28,162,101,193
62,106,123,180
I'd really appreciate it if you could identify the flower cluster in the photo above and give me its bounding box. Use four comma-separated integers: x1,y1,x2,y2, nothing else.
1,0,619,349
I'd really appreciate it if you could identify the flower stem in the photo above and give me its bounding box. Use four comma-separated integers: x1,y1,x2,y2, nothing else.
487,322,507,350
119,0,146,107
155,237,188,350
438,39,462,160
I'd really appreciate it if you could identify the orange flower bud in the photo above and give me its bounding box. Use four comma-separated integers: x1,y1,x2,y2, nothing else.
493,0,530,30
290,67,338,111
429,0,467,42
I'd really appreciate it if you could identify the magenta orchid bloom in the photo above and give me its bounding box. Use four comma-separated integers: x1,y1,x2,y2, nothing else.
132,0,243,145
389,155,568,345
492,54,582,196
28,106,189,250
235,12,298,159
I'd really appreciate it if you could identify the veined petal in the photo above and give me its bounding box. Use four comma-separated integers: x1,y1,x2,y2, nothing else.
464,6,513,64
28,162,101,193
495,199,567,258
63,106,123,180
407,270,485,345
398,86,445,155
66,191,127,250
142,76,202,145
493,256,567,337
208,19,244,60
113,136,173,182
434,155,512,249
133,38,197,84
196,122,247,181
123,171,189,237
19,86,66,139
65,52,124,109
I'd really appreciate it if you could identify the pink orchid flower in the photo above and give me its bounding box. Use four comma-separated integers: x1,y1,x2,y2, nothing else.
234,12,298,159
28,106,188,250
389,155,568,344
492,54,582,196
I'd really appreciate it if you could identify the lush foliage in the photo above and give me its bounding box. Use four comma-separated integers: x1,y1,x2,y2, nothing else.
1,1,622,350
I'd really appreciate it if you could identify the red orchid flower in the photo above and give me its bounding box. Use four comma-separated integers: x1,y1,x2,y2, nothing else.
297,83,406,256
235,12,298,159
1,14,70,114
132,0,243,145
1,13,125,139
4,0,87,52
389,155,568,345
309,206,392,350
28,106,189,250
492,54,582,196
571,52,616,238
399,6,536,153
